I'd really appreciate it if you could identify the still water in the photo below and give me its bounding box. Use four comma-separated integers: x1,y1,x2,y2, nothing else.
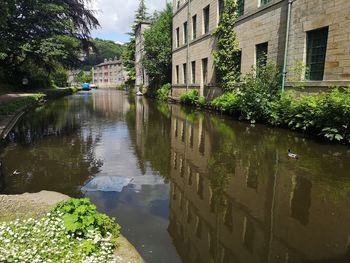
1,90,350,263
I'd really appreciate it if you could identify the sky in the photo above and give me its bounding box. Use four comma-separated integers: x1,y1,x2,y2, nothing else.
88,0,168,44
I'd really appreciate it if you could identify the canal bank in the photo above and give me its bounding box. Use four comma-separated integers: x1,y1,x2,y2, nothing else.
0,87,79,139
0,191,145,263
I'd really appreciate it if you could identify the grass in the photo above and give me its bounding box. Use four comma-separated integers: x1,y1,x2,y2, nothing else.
0,94,45,116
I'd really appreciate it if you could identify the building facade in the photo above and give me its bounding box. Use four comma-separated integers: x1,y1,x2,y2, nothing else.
172,0,350,99
92,58,128,88
135,21,151,91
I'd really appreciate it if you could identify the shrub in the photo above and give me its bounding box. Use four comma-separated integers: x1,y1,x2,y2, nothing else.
52,198,120,241
317,88,350,143
238,63,281,122
180,89,206,106
156,83,171,101
211,91,240,114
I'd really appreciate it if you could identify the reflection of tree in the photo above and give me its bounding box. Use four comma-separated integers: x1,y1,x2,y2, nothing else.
125,97,172,180
1,96,103,196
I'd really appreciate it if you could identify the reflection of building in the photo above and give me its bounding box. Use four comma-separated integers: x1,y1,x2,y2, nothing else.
172,0,350,99
135,21,151,91
92,90,130,117
92,58,128,88
168,104,350,263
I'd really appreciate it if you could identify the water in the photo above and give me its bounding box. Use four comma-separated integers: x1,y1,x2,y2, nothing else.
1,89,350,263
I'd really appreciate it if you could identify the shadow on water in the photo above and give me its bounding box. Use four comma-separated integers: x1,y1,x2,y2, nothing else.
1,90,350,263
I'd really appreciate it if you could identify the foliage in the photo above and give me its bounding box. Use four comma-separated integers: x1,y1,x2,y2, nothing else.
211,91,239,114
122,40,136,83
0,206,116,262
134,0,149,25
238,63,281,121
155,83,171,101
180,90,206,106
0,0,99,88
51,66,69,87
75,70,93,84
268,88,350,143
213,0,241,90
82,38,125,71
52,198,120,241
0,94,46,116
143,3,172,87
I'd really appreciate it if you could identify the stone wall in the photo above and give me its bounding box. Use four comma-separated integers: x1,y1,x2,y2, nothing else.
286,0,350,82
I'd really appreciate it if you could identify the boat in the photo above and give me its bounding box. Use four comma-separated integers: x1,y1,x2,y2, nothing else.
82,83,91,91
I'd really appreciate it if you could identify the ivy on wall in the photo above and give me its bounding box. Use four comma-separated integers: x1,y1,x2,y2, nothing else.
213,0,241,90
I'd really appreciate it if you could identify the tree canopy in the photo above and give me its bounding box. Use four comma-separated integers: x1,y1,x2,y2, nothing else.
0,0,99,88
81,39,125,71
143,3,172,87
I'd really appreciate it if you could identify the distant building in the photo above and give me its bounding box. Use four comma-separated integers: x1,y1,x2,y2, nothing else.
135,21,151,91
172,0,350,99
93,58,128,88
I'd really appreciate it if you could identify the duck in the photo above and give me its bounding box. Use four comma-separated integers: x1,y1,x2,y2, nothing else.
288,149,299,159
12,170,21,176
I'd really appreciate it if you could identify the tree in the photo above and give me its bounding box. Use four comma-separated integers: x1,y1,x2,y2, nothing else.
122,0,149,85
0,0,99,88
213,0,241,90
143,3,172,87
82,38,125,70
122,40,136,84
134,0,149,25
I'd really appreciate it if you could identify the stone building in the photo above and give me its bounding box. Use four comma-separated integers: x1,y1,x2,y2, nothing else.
92,58,128,88
172,0,350,99
135,21,151,91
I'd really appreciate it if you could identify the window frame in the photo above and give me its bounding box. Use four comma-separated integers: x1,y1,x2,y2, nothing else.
306,27,329,81
203,5,210,34
192,15,197,40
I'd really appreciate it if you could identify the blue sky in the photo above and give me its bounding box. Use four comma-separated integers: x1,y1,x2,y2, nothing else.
89,0,167,43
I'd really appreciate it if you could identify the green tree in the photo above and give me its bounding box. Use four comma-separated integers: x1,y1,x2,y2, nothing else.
75,70,92,84
213,0,241,90
122,0,149,85
82,39,125,70
0,0,99,88
122,40,136,84
143,3,172,87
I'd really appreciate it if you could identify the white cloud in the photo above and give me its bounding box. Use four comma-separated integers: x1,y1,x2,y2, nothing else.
88,0,167,41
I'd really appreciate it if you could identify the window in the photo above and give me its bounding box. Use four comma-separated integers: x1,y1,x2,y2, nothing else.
176,27,180,47
183,63,187,84
202,58,208,85
306,27,329,81
237,0,244,16
260,0,271,6
192,15,197,40
203,5,210,34
218,0,225,22
176,65,180,84
177,0,180,9
256,42,268,70
183,22,188,44
191,61,196,83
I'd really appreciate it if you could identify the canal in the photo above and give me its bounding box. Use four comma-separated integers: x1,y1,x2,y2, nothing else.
1,89,350,263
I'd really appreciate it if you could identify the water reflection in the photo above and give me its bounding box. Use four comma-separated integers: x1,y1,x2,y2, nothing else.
1,90,350,263
168,105,350,263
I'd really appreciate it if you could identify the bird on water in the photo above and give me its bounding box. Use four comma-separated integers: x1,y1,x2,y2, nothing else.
288,149,299,159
